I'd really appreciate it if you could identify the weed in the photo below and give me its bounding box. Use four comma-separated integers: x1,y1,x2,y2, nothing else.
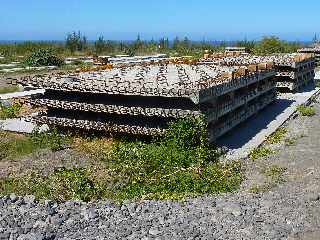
297,105,316,117
249,147,274,160
0,102,22,119
263,165,287,184
0,168,98,202
266,127,287,144
285,138,296,146
249,183,274,193
72,136,112,160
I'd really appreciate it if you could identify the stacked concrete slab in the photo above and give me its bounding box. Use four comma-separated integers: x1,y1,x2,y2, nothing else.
202,53,315,92
17,63,276,141
298,47,320,66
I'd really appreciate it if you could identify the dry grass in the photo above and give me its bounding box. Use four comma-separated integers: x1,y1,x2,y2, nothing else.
72,136,113,160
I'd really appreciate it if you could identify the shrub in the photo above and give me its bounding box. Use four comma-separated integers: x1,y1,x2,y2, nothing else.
100,117,241,201
0,102,22,119
297,105,316,117
24,48,64,67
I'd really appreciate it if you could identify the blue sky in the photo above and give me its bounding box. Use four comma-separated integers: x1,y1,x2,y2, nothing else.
0,0,319,41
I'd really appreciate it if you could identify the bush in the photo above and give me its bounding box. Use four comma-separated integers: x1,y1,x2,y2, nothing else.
297,105,316,117
100,117,241,201
0,102,22,119
24,48,64,67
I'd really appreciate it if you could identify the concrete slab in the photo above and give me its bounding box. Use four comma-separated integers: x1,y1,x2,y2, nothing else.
0,89,45,100
218,82,320,160
0,117,48,134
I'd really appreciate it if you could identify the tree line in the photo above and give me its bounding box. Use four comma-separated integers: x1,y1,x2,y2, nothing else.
0,31,308,60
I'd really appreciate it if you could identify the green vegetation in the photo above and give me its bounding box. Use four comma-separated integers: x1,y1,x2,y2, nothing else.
249,147,275,160
23,48,64,67
297,105,316,117
65,31,88,54
0,34,302,64
253,36,301,55
250,164,286,193
0,168,97,202
0,129,70,160
0,118,243,202
285,138,296,146
266,127,287,144
0,102,22,119
263,165,287,184
315,80,320,88
0,85,19,94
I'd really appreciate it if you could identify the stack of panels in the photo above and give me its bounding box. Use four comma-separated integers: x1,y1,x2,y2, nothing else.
201,53,316,92
17,63,276,142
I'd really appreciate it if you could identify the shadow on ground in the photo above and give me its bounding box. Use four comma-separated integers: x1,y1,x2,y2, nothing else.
216,98,295,150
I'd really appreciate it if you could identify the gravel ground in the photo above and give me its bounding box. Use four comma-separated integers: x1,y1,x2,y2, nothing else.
1,98,320,240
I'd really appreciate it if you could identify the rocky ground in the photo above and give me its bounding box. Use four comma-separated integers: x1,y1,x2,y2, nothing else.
1,98,320,239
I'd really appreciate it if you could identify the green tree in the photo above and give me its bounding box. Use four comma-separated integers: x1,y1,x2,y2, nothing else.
173,37,180,50
254,36,284,55
65,31,87,53
94,36,106,54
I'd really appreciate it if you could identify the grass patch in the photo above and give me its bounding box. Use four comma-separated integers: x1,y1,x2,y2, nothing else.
285,137,296,146
249,147,274,160
0,129,70,160
266,127,287,144
0,168,97,202
0,117,243,202
250,165,287,193
297,105,316,117
0,102,22,119
0,85,20,94
263,164,287,184
315,80,320,88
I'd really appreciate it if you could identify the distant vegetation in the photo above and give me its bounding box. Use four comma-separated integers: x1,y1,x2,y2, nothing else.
0,32,304,66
